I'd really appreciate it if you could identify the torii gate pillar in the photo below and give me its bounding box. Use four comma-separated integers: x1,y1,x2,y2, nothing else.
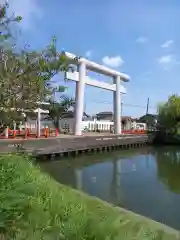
74,62,86,136
113,76,121,134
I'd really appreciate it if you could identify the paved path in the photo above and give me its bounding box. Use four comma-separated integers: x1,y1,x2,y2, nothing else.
0,132,144,142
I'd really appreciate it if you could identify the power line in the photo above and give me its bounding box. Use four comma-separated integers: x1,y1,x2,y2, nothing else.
73,98,174,111
88,100,157,110
90,100,176,111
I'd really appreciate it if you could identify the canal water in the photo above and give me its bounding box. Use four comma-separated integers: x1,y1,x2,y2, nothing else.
40,146,180,230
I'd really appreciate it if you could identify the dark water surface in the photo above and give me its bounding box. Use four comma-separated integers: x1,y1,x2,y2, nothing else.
40,146,180,230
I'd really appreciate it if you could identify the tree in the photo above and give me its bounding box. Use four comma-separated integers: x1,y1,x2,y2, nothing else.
137,114,157,129
158,94,180,134
0,3,71,128
44,85,74,129
0,3,22,43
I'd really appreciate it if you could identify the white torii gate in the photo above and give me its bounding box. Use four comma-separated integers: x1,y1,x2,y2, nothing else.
64,52,130,136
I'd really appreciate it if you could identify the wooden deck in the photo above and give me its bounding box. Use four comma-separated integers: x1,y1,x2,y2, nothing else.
0,133,154,157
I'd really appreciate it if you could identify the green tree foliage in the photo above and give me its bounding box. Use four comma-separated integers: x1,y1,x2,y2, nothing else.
43,85,74,129
156,149,180,194
137,114,157,129
158,94,180,134
0,2,22,43
0,3,72,127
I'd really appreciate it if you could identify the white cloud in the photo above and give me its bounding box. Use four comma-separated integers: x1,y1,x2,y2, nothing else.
158,55,173,64
158,54,179,70
102,55,124,68
8,0,43,30
85,50,92,58
161,40,174,48
136,37,148,44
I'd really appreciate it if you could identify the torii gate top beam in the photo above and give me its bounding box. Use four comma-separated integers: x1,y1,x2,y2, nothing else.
64,52,130,82
65,72,127,94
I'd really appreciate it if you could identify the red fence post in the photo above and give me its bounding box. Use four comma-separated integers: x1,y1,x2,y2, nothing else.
13,130,16,138
25,129,28,139
55,128,59,137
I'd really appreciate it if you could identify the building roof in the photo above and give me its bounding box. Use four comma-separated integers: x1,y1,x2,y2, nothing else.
96,112,135,122
121,116,132,121
96,111,113,116
62,111,90,119
137,114,158,124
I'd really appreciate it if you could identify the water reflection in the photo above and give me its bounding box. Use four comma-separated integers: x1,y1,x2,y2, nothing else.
40,147,180,230
156,149,180,193
75,169,83,190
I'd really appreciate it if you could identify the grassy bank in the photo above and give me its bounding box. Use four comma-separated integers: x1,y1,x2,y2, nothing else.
0,155,180,239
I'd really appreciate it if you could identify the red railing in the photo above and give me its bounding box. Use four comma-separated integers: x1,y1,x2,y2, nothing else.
122,130,147,134
0,128,59,139
0,128,146,139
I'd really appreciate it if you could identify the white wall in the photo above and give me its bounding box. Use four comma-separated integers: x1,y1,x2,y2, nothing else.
59,119,113,132
19,120,55,130
59,118,147,132
131,122,147,130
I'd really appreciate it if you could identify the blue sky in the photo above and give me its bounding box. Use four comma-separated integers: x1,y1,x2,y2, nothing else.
7,0,180,117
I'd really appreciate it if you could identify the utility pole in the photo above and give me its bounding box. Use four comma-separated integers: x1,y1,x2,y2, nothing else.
84,100,86,114
121,101,123,132
83,99,87,121
146,98,149,115
121,101,123,117
146,97,150,131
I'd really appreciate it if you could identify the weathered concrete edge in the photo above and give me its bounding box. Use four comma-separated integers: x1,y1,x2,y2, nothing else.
70,186,179,237
0,134,152,156
114,206,179,236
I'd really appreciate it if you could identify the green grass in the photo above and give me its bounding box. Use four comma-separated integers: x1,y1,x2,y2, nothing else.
0,154,180,239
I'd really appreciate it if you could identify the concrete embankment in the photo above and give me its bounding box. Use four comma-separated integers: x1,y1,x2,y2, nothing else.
0,133,153,157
